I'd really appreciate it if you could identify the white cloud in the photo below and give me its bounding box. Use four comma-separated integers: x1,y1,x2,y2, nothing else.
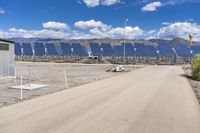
74,20,144,39
82,0,100,7
82,0,121,7
141,0,200,12
74,19,111,31
1,20,200,41
89,28,108,38
0,8,5,14
89,26,144,39
157,22,200,41
108,26,144,39
163,0,200,6
0,25,144,40
0,28,69,38
102,0,121,6
42,21,70,30
142,1,162,12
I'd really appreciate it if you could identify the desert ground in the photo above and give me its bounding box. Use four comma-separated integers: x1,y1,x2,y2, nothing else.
0,65,200,133
0,62,139,107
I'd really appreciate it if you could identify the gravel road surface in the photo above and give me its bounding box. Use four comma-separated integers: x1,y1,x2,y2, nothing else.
0,66,200,133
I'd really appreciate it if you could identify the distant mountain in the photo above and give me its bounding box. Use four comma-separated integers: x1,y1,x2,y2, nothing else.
170,38,190,44
148,39,171,44
7,37,200,45
9,38,40,43
36,38,64,42
9,38,64,43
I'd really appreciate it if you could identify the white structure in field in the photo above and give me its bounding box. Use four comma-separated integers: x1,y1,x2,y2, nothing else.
0,39,15,77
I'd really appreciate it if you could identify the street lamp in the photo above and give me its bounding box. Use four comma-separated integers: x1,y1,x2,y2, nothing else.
123,19,128,65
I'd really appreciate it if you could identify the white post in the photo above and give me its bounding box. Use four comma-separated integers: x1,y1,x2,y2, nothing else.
14,66,16,84
29,65,31,86
20,74,23,101
64,70,68,89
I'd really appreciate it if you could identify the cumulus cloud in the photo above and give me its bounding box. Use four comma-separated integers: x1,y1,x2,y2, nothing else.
74,19,111,31
74,20,143,39
42,21,70,30
82,0,100,7
108,26,144,39
0,28,69,38
89,26,144,39
0,21,143,40
141,0,200,12
82,0,121,7
1,20,200,41
157,22,200,41
142,1,162,12
163,0,200,6
102,0,121,6
0,8,5,14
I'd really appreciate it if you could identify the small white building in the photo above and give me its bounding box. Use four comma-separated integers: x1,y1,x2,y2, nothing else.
0,39,15,77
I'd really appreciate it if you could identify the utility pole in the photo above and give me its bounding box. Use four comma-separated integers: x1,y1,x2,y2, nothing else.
123,19,128,65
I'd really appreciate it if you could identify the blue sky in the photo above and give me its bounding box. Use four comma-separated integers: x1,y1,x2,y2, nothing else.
0,0,200,40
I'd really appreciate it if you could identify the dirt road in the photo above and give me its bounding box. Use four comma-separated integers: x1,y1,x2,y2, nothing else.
0,66,200,133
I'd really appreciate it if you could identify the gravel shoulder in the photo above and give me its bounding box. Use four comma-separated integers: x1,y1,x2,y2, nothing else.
183,65,200,104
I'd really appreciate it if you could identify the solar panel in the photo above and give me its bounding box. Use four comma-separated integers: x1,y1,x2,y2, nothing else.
122,43,135,56
55,45,63,56
134,43,147,57
14,43,22,56
90,43,101,56
46,43,58,56
34,43,46,56
100,43,114,56
145,45,157,57
173,43,193,57
190,45,200,55
60,43,72,56
113,45,124,56
71,43,88,56
157,43,174,57
22,43,33,56
133,43,157,57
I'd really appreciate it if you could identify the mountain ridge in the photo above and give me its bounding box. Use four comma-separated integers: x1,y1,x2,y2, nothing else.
7,37,200,45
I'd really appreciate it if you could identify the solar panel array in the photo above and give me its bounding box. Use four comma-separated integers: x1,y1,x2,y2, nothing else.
90,43,102,56
46,43,58,56
14,42,200,58
14,43,90,57
113,45,124,56
191,45,200,55
173,43,193,57
100,43,114,56
14,43,22,56
134,43,155,57
104,43,154,57
71,43,88,56
123,43,135,56
22,43,33,56
34,43,46,56
60,43,71,56
157,43,174,57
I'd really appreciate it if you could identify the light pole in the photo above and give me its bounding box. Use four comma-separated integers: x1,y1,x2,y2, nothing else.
123,19,128,65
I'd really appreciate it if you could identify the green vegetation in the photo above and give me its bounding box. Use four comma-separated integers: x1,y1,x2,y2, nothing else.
192,55,200,80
